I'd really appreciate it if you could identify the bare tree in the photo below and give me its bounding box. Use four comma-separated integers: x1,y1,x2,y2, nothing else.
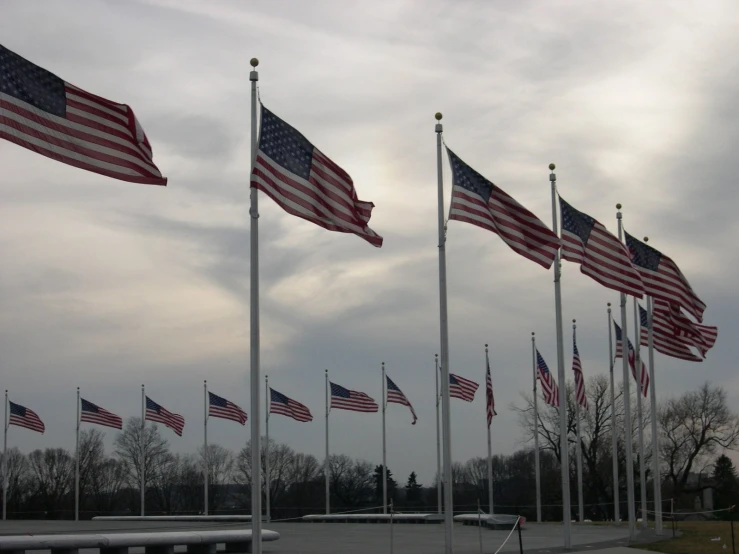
27,448,74,515
77,429,106,514
659,383,739,498
198,444,234,512
88,457,127,514
1,447,30,515
114,417,170,492
326,454,374,507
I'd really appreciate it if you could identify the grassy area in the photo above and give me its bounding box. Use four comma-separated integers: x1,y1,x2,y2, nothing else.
637,520,739,554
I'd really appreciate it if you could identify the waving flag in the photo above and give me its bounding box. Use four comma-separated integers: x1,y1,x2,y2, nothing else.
654,299,717,356
613,321,649,397
485,360,497,427
572,333,588,410
559,197,644,297
638,304,702,362
449,373,479,402
145,397,185,436
625,233,705,322
536,351,559,407
330,382,378,413
250,105,382,247
80,398,122,429
385,375,417,424
8,401,44,433
208,392,247,425
270,388,312,422
0,44,166,185
447,148,560,269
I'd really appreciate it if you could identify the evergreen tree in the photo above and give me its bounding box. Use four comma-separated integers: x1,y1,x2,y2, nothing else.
373,465,397,504
405,471,423,503
712,454,739,517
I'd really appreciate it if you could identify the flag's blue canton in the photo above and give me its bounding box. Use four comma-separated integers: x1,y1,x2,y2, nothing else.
560,198,594,245
81,399,100,414
386,377,401,392
0,45,66,117
9,401,26,417
447,149,493,204
613,321,623,341
258,106,313,181
626,232,661,271
573,338,580,357
270,389,288,404
536,351,551,375
208,392,229,408
146,397,162,413
639,305,650,328
449,375,460,385
330,383,351,398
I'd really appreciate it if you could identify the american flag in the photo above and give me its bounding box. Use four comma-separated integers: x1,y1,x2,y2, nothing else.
612,321,649,397
625,232,705,322
80,398,122,430
572,332,588,410
385,375,417,425
559,197,644,297
208,392,247,425
250,105,382,247
8,401,44,433
449,373,479,402
330,382,378,413
536,351,559,407
0,44,166,185
654,299,717,356
145,397,185,436
270,388,312,423
446,148,560,269
485,360,497,428
638,304,703,362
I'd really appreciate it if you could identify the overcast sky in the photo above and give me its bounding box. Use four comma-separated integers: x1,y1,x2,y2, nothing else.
1,0,738,488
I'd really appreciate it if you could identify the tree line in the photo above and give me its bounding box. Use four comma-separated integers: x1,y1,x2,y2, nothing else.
2,380,738,520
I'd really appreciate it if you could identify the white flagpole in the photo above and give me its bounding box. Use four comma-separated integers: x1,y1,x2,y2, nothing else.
248,57,262,552
325,369,330,515
141,384,145,517
485,344,493,515
616,204,636,540
549,163,571,547
435,354,442,515
573,321,584,523
632,297,648,528
265,375,270,523
532,333,541,523
382,362,388,514
75,387,80,521
435,113,454,554
204,380,208,516
644,267,662,534
3,390,7,521
607,303,620,524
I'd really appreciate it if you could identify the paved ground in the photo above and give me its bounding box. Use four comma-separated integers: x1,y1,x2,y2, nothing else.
0,520,664,553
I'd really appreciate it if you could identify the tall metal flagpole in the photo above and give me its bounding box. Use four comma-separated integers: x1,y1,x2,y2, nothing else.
248,57,263,552
616,204,637,540
75,387,80,521
3,390,8,521
382,362,388,514
435,112,454,554
265,375,270,523
141,384,145,517
532,333,542,523
325,369,330,515
549,163,571,547
633,297,648,528
573,321,584,523
607,303,620,524
435,354,442,515
485,344,493,515
204,380,208,516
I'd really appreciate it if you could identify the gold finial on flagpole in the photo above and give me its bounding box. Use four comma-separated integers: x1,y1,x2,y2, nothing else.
435,112,442,121
644,237,649,242
549,163,555,171
250,58,259,68
616,203,622,210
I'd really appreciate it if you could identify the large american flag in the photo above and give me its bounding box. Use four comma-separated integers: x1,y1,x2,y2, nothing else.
270,388,312,423
559,197,644,297
654,299,717,356
250,105,382,247
80,398,122,430
0,44,166,185
385,375,417,425
208,392,247,425
446,148,560,269
572,332,588,410
485,360,497,428
612,321,649,397
638,304,703,362
536,351,559,407
330,382,378,413
449,373,479,402
145,397,185,436
625,233,705,322
8,401,44,433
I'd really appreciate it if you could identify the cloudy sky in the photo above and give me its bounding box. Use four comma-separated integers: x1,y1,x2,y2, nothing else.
1,0,738,488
